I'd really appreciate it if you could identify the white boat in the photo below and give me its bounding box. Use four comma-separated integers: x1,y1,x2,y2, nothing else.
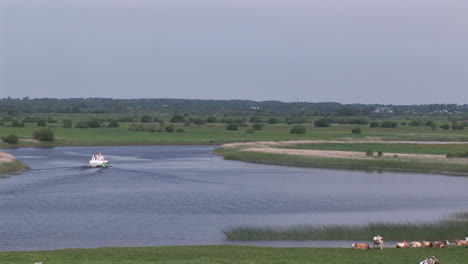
89,153,110,167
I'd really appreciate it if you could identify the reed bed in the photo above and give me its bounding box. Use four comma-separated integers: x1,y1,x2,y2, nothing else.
224,220,468,241
0,160,29,176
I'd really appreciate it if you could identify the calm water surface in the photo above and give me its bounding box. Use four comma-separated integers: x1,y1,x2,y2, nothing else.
1,146,467,251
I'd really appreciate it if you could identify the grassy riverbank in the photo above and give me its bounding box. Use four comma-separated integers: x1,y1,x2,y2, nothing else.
215,140,468,175
0,245,466,264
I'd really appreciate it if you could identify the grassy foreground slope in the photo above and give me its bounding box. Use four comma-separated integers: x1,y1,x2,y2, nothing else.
0,246,466,264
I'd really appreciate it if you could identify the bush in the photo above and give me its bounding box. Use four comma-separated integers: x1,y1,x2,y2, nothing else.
290,125,306,134
381,121,397,128
226,124,239,131
165,125,175,132
205,116,218,123
37,120,47,127
140,115,153,123
267,118,280,124
286,117,307,125
370,121,380,127
351,128,361,134
62,119,73,128
314,118,330,127
440,124,450,130
107,120,120,128
252,123,264,130
365,150,373,156
378,151,383,157
1,134,19,144
32,128,54,142
249,116,264,123
170,114,186,123
176,128,185,133
246,128,255,133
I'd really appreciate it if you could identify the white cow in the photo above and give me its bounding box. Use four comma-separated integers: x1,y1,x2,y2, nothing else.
373,235,384,249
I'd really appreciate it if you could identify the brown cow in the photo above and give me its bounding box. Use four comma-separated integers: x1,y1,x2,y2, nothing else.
410,241,422,248
432,240,450,248
453,239,468,247
352,242,370,250
396,241,408,248
422,241,433,248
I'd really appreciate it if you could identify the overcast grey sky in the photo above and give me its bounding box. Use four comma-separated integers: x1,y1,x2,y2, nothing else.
1,0,467,104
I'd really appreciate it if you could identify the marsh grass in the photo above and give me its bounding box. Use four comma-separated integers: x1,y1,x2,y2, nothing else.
0,160,29,176
224,220,468,241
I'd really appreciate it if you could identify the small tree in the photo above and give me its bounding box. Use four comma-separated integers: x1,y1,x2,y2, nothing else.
351,128,361,134
170,114,186,123
32,128,54,142
165,124,175,132
1,134,19,144
205,116,218,123
440,124,450,130
290,125,306,134
370,121,380,127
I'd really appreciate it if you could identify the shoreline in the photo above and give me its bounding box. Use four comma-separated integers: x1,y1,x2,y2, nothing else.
215,140,468,176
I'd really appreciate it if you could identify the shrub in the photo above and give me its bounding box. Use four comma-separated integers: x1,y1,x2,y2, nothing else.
165,125,175,132
1,134,19,144
176,128,185,133
365,150,373,156
205,116,218,123
32,128,54,142
285,117,307,125
75,121,89,128
381,121,397,128
351,128,361,134
62,119,73,128
252,123,264,130
170,114,186,123
378,151,383,157
440,124,450,130
37,120,47,127
140,115,153,123
370,121,380,127
249,116,264,123
107,120,120,128
290,125,306,134
314,118,330,127
190,118,205,125
226,124,239,131
267,118,280,124
246,128,255,133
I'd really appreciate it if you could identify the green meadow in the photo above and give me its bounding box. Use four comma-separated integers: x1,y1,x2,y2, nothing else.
1,114,468,147
0,245,466,264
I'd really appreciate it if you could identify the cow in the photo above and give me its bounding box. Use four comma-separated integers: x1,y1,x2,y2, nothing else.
419,256,439,264
396,241,408,248
432,240,450,248
422,241,433,248
373,235,384,249
410,241,422,248
453,239,468,247
352,242,370,250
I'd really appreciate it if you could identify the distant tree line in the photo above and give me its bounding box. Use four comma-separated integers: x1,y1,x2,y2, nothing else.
1,97,467,116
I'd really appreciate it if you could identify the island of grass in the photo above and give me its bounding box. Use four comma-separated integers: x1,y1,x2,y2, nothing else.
0,152,29,176
214,140,468,176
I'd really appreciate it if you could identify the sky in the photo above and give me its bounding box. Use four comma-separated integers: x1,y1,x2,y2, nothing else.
1,0,467,104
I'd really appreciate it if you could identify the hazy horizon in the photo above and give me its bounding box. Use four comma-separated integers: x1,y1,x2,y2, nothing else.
1,0,467,105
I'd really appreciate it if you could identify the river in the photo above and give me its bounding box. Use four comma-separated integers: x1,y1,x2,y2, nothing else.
0,146,467,251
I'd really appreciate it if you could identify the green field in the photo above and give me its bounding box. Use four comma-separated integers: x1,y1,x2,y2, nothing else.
0,245,466,264
1,116,468,148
